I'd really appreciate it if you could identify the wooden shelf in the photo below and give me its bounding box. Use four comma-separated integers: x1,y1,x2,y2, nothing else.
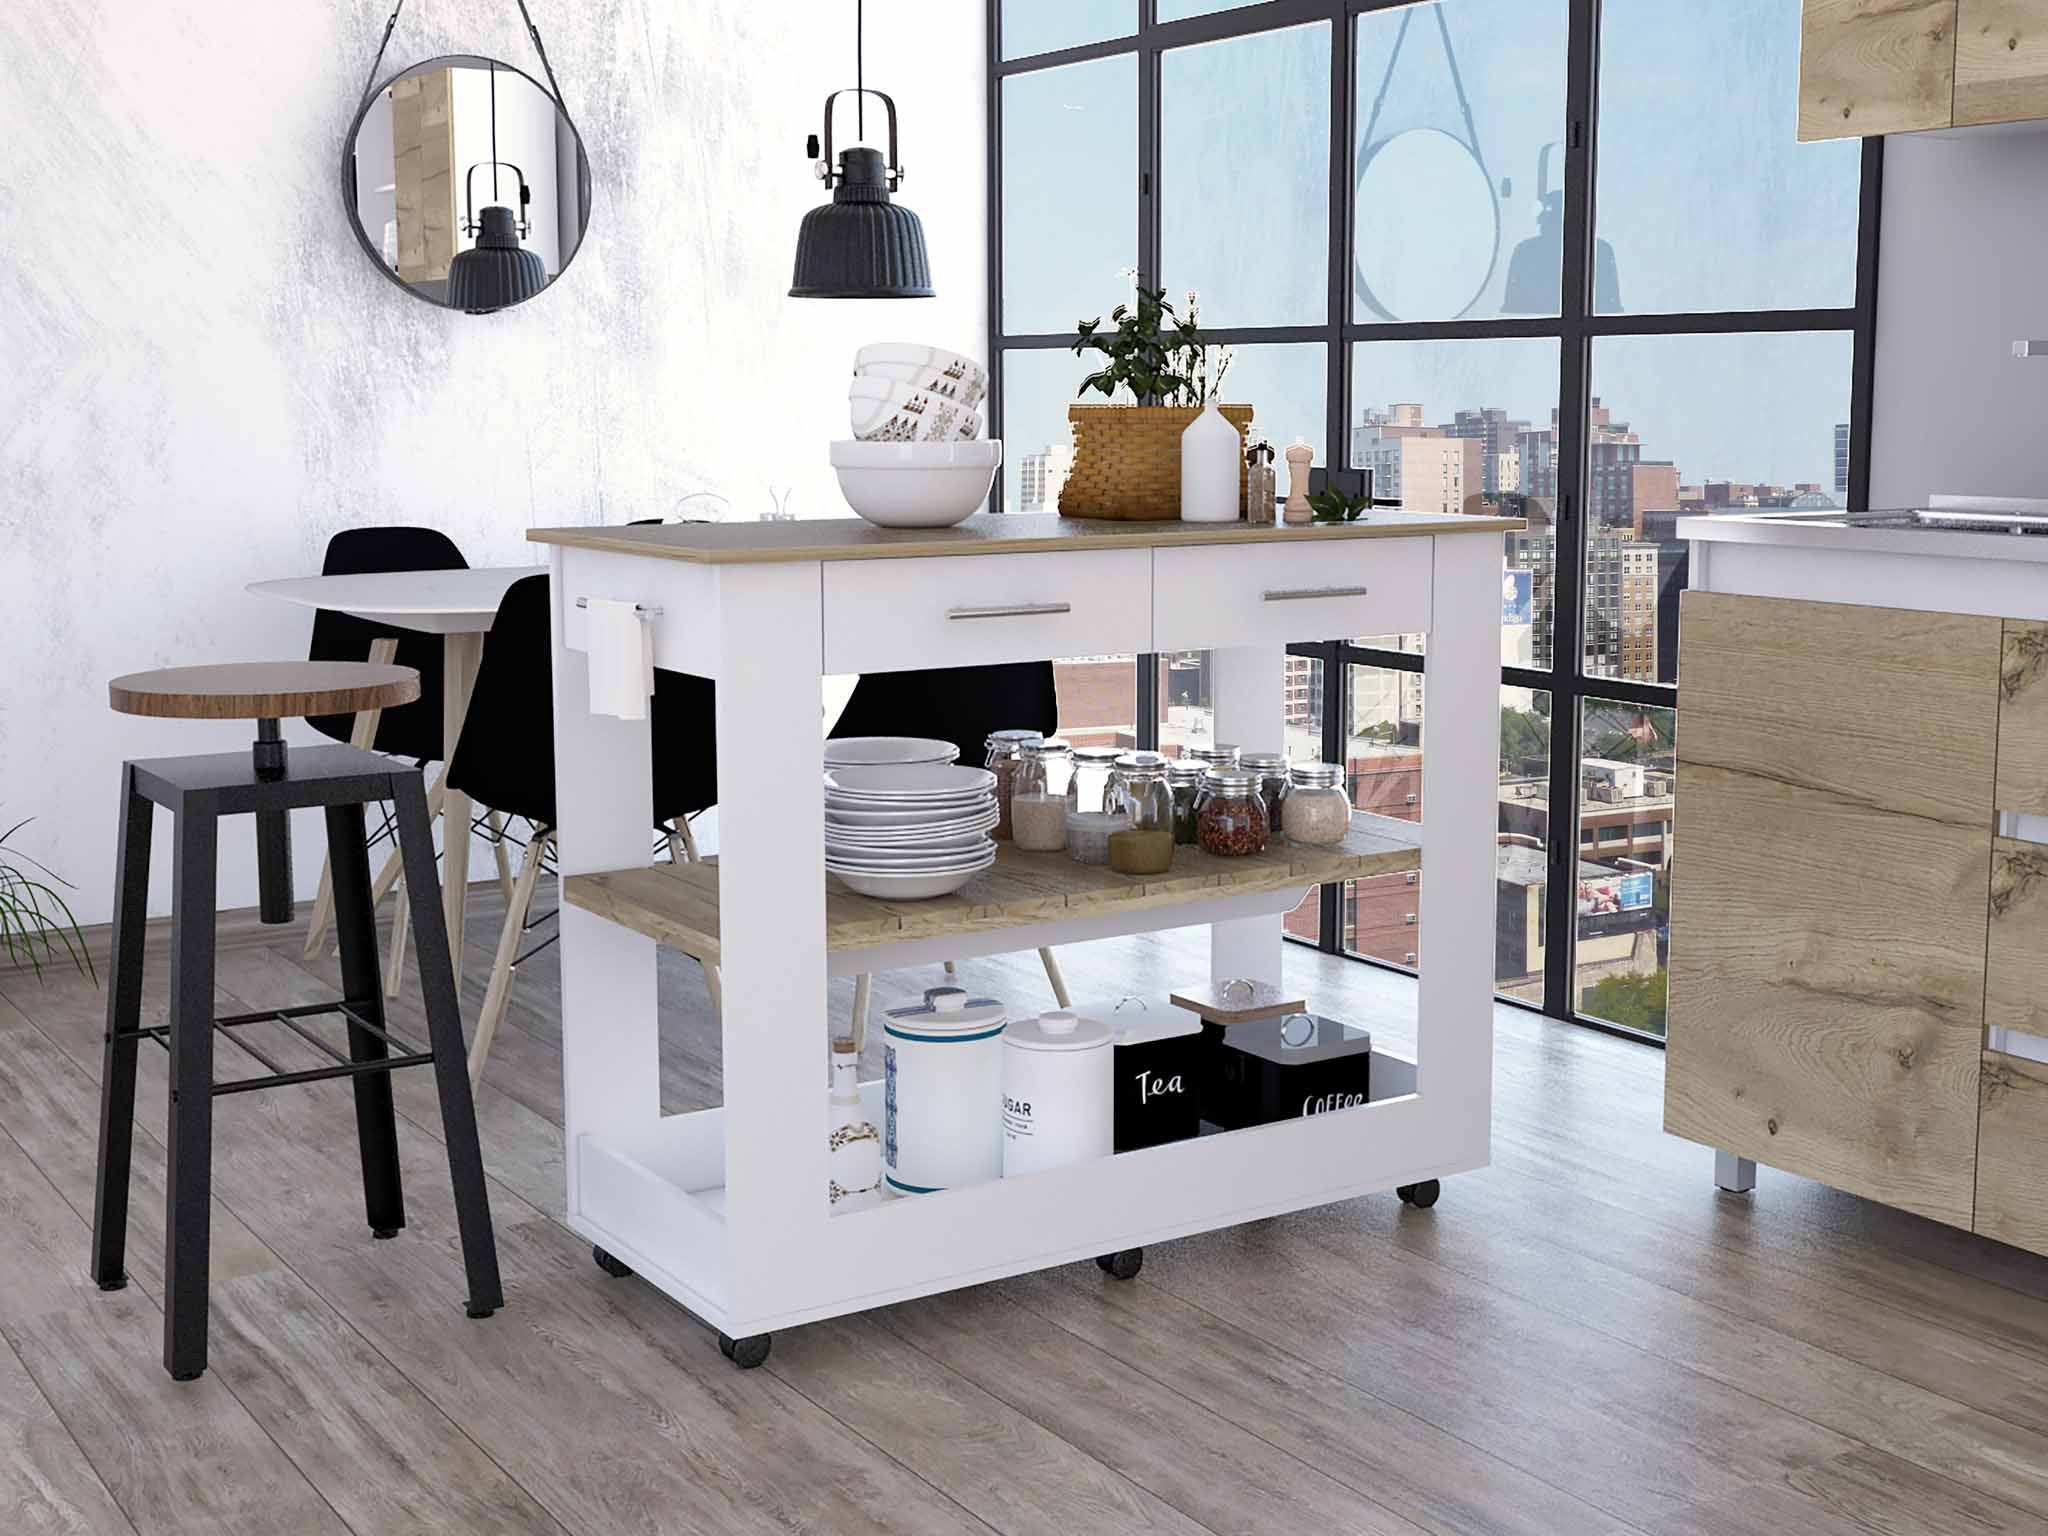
564,813,1421,964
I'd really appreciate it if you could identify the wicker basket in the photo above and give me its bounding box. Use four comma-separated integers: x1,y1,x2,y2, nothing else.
1058,403,1255,521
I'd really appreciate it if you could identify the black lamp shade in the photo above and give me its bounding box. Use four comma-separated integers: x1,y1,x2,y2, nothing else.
448,205,548,314
790,146,933,299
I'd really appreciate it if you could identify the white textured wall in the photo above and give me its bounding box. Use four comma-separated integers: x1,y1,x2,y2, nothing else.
0,0,986,923
1870,125,2048,507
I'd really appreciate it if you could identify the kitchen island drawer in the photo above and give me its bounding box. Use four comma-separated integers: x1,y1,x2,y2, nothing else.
1151,537,1432,651
1975,1050,2048,1258
822,548,1152,674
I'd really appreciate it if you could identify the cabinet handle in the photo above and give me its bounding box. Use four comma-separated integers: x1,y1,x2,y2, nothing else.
946,601,1073,620
1263,585,1370,602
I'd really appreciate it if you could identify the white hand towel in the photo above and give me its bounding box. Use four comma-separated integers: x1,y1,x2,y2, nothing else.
585,598,653,720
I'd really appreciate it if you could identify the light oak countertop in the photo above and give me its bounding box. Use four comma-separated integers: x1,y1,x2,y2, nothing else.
527,511,1525,565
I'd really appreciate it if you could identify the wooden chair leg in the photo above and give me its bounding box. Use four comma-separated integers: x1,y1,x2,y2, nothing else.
850,973,873,1051
384,875,411,997
666,829,687,865
1038,947,1072,1008
470,831,549,1089
306,636,398,956
704,960,723,1020
676,815,703,863
487,811,515,902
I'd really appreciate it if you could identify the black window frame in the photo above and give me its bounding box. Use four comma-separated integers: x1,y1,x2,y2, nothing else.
986,0,1881,1042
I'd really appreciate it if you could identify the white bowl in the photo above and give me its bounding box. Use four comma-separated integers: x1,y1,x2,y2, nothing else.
849,377,984,443
854,342,989,409
823,736,961,767
825,764,997,800
829,439,1003,530
826,803,999,832
826,837,997,867
829,857,995,901
826,818,999,849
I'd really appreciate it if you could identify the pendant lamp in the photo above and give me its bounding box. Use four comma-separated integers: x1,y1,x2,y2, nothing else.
1502,142,1623,314
448,61,548,313
790,0,933,299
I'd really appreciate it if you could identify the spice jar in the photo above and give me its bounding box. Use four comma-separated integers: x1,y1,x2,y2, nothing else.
984,729,1044,842
1281,762,1351,846
1166,759,1206,845
1107,754,1175,875
1195,767,1269,857
1239,751,1290,830
1106,750,1168,814
1065,746,1123,818
1181,743,1240,771
1011,740,1073,852
1245,438,1278,525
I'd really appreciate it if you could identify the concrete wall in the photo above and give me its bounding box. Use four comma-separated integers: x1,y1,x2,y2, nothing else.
1869,125,2048,507
0,0,986,923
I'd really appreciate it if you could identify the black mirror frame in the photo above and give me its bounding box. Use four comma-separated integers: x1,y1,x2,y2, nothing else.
339,52,594,316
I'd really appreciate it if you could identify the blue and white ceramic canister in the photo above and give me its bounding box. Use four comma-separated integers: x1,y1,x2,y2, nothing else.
881,986,1007,1195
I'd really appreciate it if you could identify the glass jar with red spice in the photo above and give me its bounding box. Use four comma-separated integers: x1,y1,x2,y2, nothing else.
1194,767,1269,857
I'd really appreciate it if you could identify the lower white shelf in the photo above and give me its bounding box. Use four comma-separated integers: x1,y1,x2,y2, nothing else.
566,1048,1479,1337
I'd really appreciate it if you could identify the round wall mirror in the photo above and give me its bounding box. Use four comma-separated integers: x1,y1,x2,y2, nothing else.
1353,127,1499,323
343,55,591,314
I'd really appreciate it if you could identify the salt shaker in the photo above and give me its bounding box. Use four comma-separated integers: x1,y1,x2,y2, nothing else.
1283,439,1314,525
1245,438,1277,524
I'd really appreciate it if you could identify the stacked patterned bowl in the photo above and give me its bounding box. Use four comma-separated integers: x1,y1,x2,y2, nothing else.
823,751,998,900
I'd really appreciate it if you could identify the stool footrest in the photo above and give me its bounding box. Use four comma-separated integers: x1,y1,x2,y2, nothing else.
110,997,436,1097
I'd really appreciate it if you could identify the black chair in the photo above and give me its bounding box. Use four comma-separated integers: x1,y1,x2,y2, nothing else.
302,528,472,964
449,575,717,1081
829,661,1070,1022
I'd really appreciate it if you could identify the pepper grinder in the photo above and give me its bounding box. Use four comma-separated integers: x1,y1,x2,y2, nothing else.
1283,439,1314,525
1245,438,1277,525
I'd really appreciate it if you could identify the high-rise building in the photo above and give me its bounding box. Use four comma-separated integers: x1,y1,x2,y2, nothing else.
1446,407,1530,496
1016,442,1073,513
1361,433,1475,515
1507,530,1658,679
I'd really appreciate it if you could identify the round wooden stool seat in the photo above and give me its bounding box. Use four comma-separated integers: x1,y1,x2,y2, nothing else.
108,662,420,721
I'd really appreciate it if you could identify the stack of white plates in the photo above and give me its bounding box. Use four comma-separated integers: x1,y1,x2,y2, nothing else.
825,763,998,899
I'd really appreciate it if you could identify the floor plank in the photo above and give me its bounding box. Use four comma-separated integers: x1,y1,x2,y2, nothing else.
0,1332,138,1536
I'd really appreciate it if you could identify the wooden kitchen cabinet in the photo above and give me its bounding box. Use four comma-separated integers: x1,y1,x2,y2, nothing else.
1995,621,2048,813
1799,0,1960,140
1974,1051,2048,1257
1985,837,2048,1037
1955,0,2048,126
1665,592,1998,1230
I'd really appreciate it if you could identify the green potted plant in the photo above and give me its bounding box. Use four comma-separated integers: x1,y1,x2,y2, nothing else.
2,814,94,981
1061,283,1254,521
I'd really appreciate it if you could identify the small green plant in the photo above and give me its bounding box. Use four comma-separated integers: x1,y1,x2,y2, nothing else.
1,814,94,981
1308,487,1375,523
1073,282,1232,406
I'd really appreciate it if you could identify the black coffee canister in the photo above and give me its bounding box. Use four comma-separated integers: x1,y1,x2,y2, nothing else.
1202,1013,1372,1131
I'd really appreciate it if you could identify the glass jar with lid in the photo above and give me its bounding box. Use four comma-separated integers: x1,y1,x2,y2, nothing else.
1195,766,1269,857
1166,759,1206,845
1239,751,1290,830
1180,743,1240,773
1107,753,1175,875
1280,762,1351,846
1011,739,1072,852
1064,746,1124,818
1106,750,1168,813
984,729,1044,842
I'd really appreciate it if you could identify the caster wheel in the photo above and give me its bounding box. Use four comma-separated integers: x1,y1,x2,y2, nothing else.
592,1245,633,1279
1396,1180,1441,1209
1095,1248,1143,1280
719,1332,772,1369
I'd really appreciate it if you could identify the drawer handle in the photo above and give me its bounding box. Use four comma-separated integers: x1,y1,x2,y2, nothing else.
1263,585,1370,603
946,601,1073,621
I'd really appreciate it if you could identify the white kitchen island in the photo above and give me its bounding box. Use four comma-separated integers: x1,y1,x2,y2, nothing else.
526,510,1519,1362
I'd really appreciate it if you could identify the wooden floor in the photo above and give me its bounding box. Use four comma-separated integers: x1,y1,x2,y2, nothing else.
7,879,2048,1536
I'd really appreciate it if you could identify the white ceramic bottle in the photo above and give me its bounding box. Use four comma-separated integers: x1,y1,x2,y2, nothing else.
827,1036,883,1211
1179,400,1242,522
1002,1010,1114,1178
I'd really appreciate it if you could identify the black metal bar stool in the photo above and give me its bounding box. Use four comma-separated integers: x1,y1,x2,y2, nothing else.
94,662,502,1381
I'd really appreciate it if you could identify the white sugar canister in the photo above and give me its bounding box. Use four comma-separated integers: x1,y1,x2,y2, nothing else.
882,986,1007,1195
1002,1009,1113,1178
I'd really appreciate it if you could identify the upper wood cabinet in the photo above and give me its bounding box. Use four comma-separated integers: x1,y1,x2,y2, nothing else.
1799,0,1958,140
1800,0,2048,139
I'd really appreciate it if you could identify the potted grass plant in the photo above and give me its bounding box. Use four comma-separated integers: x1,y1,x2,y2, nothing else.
1060,283,1254,520
1,813,94,982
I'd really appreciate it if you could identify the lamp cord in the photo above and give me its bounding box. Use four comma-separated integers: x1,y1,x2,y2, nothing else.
856,0,864,142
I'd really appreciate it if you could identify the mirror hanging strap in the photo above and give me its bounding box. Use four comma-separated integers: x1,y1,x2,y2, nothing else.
353,1,409,119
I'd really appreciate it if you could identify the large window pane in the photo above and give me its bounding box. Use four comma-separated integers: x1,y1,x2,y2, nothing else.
1002,1,1134,60
1349,337,1558,662
1341,661,1426,966
1353,0,1569,323
1222,341,1327,467
1495,686,1552,1001
1002,58,1136,334
1163,23,1329,328
1586,330,1851,684
1575,697,1674,1036
999,348,1098,515
1054,656,1139,751
1595,0,1861,313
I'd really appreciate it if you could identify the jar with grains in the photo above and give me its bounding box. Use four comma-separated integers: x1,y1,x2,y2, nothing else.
1194,767,1269,857
1281,762,1351,846
1065,811,1126,866
1108,754,1175,875
1011,740,1073,852
1065,746,1124,818
984,729,1044,842
1239,751,1289,830
1166,760,1206,845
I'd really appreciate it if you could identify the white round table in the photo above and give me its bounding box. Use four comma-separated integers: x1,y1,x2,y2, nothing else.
249,567,544,986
